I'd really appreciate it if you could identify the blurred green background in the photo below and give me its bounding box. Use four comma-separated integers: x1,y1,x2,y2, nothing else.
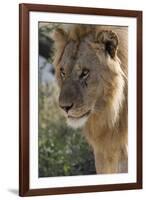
38,22,96,177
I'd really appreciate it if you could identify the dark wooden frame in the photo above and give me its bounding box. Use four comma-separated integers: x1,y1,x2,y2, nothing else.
19,3,143,197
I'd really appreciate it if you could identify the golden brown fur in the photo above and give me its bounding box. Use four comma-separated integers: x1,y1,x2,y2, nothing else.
53,24,128,174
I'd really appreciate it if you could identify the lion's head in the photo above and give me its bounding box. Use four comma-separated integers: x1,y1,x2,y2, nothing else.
53,25,127,128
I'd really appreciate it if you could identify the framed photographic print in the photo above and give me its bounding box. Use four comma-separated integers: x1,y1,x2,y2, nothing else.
19,3,142,196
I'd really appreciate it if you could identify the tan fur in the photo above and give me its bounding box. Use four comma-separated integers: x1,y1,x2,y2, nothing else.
53,24,128,174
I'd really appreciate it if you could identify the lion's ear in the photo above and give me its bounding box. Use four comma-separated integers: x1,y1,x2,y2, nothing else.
53,28,67,43
52,28,68,66
96,30,119,58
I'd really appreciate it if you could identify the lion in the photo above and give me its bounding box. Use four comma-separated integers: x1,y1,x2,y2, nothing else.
53,24,128,174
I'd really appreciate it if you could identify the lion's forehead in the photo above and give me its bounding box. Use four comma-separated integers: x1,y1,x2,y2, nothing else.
60,40,98,74
63,41,78,57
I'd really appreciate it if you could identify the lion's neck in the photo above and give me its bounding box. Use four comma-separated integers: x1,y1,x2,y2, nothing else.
103,73,126,128
84,72,127,144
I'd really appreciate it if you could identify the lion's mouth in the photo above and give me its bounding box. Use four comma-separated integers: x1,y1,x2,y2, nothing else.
68,110,91,119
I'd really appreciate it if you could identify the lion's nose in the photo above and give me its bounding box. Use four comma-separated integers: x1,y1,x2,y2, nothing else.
60,103,73,113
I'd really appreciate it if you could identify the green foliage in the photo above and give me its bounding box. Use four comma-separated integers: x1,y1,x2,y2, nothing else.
38,83,96,177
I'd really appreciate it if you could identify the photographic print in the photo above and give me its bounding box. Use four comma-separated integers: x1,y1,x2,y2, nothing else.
38,23,128,177
19,4,142,196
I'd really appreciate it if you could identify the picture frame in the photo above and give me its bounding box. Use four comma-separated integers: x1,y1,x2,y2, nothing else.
19,3,142,197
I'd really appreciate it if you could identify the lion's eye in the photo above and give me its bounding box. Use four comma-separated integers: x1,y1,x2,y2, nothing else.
80,69,89,79
60,68,65,79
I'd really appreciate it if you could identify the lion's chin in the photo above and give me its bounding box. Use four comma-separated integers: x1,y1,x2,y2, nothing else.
66,115,89,129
